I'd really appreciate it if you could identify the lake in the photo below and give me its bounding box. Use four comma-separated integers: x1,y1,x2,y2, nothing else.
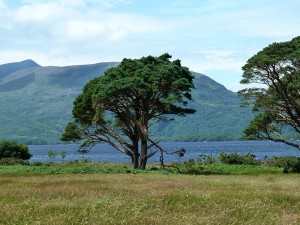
29,140,300,163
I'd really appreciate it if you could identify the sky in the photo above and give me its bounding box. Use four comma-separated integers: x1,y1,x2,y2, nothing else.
0,0,300,91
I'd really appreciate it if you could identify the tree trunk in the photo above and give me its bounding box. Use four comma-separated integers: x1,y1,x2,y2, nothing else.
138,116,149,170
131,135,139,169
132,156,139,169
139,136,148,169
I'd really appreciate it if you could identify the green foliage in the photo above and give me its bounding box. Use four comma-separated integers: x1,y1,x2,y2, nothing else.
266,156,300,173
239,36,300,149
181,158,204,175
163,155,282,175
196,154,216,164
0,160,284,175
31,161,43,166
217,152,260,165
0,140,31,160
47,150,58,162
64,53,196,169
176,153,263,175
60,150,67,162
60,122,81,142
0,158,29,166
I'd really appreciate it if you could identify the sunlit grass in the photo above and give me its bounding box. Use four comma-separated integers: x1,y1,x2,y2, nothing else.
0,162,283,175
0,172,299,224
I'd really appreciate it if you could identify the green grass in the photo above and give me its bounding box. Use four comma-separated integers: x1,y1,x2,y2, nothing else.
202,164,283,175
0,163,283,175
0,171,299,224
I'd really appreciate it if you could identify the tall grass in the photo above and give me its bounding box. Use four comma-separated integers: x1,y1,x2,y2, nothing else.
0,173,299,224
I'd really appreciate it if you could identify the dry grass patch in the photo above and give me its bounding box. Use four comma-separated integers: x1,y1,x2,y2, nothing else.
0,174,299,224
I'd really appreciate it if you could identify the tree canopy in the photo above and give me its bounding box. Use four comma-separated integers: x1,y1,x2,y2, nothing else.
61,53,195,169
239,36,300,149
0,140,32,160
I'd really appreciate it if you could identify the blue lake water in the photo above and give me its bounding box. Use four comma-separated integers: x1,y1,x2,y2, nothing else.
29,141,300,163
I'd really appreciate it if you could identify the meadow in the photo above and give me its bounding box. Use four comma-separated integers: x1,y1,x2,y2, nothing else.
0,164,300,224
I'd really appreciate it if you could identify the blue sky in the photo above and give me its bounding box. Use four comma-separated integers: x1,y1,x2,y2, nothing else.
0,0,299,91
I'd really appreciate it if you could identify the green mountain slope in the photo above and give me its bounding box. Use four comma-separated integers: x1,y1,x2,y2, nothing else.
0,60,254,144
151,72,253,141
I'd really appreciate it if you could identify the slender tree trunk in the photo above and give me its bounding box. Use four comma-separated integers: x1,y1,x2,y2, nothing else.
139,136,148,169
132,157,139,169
138,115,148,170
131,134,139,169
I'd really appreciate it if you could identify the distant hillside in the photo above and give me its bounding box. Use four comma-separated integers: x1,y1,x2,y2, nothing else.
151,72,253,141
0,59,40,80
0,60,254,144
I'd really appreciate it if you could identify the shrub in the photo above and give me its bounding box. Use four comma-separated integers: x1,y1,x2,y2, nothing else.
182,166,203,175
47,150,58,162
60,150,67,162
266,156,300,173
218,152,260,165
0,158,30,166
0,140,32,160
181,158,204,175
196,154,216,165
67,157,92,165
31,161,44,166
183,158,196,167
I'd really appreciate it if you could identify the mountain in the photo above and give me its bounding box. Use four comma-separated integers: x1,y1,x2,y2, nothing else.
151,72,253,141
0,60,254,144
0,59,40,79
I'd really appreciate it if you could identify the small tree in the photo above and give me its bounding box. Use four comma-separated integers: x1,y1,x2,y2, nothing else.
47,150,57,163
0,140,32,160
239,36,300,149
61,53,195,169
61,150,67,162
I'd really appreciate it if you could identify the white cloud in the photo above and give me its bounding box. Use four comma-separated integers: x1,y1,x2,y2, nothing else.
4,0,169,45
186,49,245,74
62,20,105,41
1,0,300,91
14,2,65,22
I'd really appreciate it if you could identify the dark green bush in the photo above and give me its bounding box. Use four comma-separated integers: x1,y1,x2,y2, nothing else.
182,166,203,175
0,140,32,160
0,158,30,166
31,161,44,166
218,152,260,165
266,156,300,173
67,157,92,165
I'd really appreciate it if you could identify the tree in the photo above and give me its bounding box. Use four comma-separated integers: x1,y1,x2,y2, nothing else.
239,36,300,149
61,53,195,169
0,140,32,159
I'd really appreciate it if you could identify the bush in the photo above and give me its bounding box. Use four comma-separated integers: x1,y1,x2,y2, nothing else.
47,150,57,162
67,157,92,165
183,158,196,167
196,154,216,165
31,161,44,166
0,158,30,166
218,152,260,165
0,140,32,160
266,156,300,173
180,158,204,175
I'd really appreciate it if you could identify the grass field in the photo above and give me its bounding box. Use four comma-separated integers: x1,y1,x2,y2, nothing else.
0,166,300,225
